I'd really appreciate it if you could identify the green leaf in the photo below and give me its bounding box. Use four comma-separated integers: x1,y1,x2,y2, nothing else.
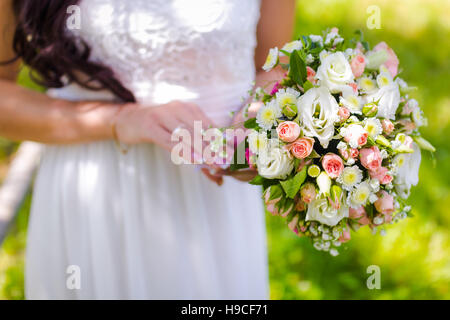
365,204,374,219
262,179,282,191
230,139,249,171
362,41,370,51
303,80,314,92
244,118,258,129
280,166,307,199
268,184,284,200
279,49,291,57
302,35,311,49
289,50,307,86
309,149,321,159
249,175,264,185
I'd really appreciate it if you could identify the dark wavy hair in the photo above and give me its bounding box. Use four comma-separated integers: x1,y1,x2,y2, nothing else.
6,0,135,102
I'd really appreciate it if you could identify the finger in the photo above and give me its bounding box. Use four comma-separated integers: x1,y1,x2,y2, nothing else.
201,168,223,186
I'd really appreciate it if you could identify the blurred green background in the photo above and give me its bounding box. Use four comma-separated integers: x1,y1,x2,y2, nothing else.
0,0,449,299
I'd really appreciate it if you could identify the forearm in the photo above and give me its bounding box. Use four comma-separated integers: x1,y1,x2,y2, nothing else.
0,79,119,144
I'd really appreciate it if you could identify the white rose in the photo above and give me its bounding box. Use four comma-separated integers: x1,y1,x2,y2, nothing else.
297,86,339,148
316,52,354,93
366,82,400,119
306,197,349,226
257,146,294,180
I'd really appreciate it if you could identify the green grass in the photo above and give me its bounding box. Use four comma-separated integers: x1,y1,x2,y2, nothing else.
1,0,449,300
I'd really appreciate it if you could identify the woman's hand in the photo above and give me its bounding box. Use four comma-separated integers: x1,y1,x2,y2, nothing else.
113,101,228,185
114,101,214,151
222,168,258,182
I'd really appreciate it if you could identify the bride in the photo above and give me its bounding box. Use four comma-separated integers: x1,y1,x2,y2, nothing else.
0,0,295,299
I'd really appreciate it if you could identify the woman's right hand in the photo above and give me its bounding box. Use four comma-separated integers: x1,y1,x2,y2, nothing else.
113,101,225,185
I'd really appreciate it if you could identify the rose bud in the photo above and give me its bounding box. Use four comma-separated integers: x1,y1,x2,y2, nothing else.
338,107,350,122
322,153,344,179
349,148,359,158
362,102,378,117
360,146,382,171
282,103,298,118
381,119,394,135
300,182,317,204
374,190,395,215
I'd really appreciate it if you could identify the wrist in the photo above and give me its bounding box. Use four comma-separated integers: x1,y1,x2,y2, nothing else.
68,100,123,142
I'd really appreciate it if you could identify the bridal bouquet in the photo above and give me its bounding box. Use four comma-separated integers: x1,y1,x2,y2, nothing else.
229,28,435,255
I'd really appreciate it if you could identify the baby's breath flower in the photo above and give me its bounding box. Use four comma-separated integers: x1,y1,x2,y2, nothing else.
330,249,339,256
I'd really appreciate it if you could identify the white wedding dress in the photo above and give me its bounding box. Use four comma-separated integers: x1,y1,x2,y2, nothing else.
25,0,268,299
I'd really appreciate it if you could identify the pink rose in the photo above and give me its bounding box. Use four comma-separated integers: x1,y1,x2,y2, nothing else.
300,183,317,204
322,153,344,179
339,148,350,160
276,121,301,143
338,107,350,122
350,54,366,78
374,41,399,78
343,124,368,148
349,206,366,219
369,166,393,185
374,191,395,215
306,66,316,84
349,206,371,226
287,137,315,159
381,119,394,135
360,146,382,171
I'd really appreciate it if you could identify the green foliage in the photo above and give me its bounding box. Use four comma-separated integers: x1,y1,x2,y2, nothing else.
280,167,307,199
288,50,307,86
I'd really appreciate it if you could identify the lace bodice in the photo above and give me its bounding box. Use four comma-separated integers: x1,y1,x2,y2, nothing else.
70,0,260,114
